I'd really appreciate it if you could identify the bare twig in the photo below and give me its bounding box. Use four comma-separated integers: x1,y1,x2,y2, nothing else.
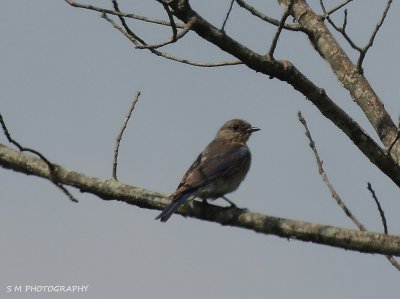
222,0,235,32
0,114,52,165
267,0,294,57
386,255,400,271
299,111,400,271
235,0,302,31
366,182,400,270
65,0,241,66
112,92,141,180
320,0,393,74
0,113,78,202
57,185,79,203
136,19,194,50
297,111,365,230
101,13,242,67
64,0,185,28
159,1,178,42
356,0,393,73
320,3,361,51
319,0,353,20
367,182,388,234
110,0,149,47
126,0,187,50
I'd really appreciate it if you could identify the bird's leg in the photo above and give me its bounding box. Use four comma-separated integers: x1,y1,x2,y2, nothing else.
221,196,237,208
221,196,248,211
202,199,211,206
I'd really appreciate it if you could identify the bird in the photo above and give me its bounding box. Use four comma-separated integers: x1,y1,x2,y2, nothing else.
155,119,260,222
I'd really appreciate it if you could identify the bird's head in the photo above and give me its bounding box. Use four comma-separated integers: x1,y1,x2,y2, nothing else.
216,119,260,143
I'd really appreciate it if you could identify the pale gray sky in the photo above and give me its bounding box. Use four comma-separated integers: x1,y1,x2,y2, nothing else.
1,1,400,298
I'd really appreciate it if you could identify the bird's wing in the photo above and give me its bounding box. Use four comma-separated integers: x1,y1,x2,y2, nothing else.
177,139,250,190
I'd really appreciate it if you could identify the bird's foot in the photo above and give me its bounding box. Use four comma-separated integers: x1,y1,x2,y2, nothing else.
221,196,240,208
202,199,211,206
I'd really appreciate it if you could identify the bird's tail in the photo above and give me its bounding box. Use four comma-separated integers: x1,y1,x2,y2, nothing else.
155,190,193,222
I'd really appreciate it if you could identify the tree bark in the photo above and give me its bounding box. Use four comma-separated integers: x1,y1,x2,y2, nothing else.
1,143,400,256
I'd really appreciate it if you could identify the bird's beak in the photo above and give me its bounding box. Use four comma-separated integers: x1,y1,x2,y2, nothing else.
248,126,260,133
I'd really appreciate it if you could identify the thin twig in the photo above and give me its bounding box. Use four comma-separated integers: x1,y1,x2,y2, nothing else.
70,0,242,66
267,0,294,57
136,19,194,50
101,13,242,67
319,0,353,20
145,0,179,49
386,256,400,271
320,0,393,74
64,0,185,28
57,184,79,203
320,2,361,51
356,0,393,73
111,0,148,46
235,0,302,31
0,113,78,202
0,114,52,165
298,111,400,271
112,92,141,180
162,2,177,40
297,111,365,230
366,182,400,270
222,0,235,32
367,182,388,234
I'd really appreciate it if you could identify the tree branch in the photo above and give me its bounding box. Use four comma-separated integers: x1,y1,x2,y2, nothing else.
235,0,302,31
66,0,400,192
298,112,365,230
283,0,398,152
136,18,194,50
0,113,78,203
112,92,141,180
319,0,353,20
367,183,388,234
356,0,393,73
64,0,185,28
367,182,400,270
101,12,242,67
162,0,400,190
267,0,294,57
387,128,400,155
299,112,400,271
221,0,235,32
1,143,400,256
319,4,362,52
320,0,393,74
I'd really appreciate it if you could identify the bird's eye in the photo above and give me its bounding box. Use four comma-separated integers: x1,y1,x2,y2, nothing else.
232,124,239,131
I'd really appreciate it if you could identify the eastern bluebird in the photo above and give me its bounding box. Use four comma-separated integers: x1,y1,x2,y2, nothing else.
155,119,260,222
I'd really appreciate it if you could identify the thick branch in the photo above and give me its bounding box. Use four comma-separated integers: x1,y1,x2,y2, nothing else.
1,143,400,256
164,0,400,190
280,0,398,154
